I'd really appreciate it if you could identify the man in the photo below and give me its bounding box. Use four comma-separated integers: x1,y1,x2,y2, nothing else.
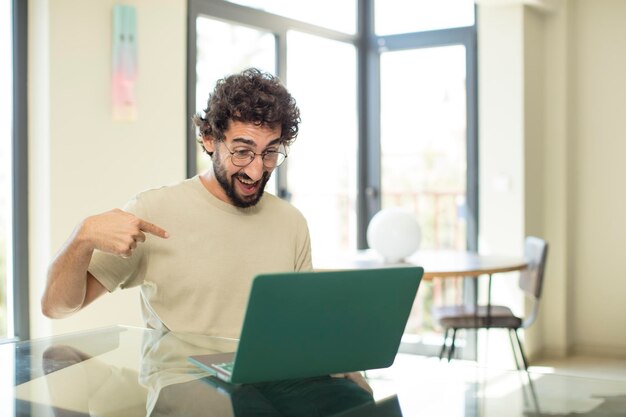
41,68,371,394
41,68,311,338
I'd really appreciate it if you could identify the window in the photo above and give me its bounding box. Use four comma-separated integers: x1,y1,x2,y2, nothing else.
380,45,468,251
286,31,358,256
375,0,474,35
187,0,477,356
380,44,474,349
187,0,358,254
225,0,357,34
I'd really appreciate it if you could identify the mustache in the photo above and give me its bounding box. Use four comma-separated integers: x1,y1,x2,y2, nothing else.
235,172,269,182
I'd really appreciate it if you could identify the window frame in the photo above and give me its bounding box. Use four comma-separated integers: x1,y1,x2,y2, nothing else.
186,0,477,252
369,24,479,252
7,0,29,342
186,0,357,198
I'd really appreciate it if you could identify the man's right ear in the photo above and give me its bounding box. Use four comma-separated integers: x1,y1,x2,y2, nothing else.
201,135,216,155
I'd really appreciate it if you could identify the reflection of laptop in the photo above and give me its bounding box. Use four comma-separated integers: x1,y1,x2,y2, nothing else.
334,395,403,417
200,375,392,417
189,267,423,384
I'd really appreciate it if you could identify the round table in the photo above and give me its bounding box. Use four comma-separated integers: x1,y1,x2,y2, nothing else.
313,249,528,280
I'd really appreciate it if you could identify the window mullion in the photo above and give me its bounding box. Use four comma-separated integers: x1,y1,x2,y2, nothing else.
12,0,29,341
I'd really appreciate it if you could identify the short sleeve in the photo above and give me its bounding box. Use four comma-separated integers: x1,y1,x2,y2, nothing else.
88,196,149,292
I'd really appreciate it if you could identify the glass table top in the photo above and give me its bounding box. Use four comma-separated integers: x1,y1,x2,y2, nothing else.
1,325,625,416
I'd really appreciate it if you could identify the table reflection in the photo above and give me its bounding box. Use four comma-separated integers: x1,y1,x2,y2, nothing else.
8,326,626,416
38,329,390,417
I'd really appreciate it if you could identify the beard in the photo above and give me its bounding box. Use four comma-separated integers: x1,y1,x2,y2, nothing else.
212,154,271,208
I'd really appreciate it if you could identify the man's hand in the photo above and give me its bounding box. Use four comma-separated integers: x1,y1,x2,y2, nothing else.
331,372,373,395
79,209,169,258
41,209,169,319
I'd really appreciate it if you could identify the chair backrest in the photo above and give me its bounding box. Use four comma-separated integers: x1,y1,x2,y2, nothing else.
519,236,549,300
518,236,548,329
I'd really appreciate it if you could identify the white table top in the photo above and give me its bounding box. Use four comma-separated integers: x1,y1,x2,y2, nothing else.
314,249,527,280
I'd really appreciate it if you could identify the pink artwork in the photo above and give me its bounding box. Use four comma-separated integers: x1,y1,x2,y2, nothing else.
112,5,137,121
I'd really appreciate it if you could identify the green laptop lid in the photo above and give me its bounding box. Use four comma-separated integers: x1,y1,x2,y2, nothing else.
231,267,423,384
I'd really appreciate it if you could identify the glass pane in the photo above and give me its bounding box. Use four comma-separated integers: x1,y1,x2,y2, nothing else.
194,16,277,193
1,1,13,340
376,0,474,35
226,0,356,34
286,31,357,259
380,45,467,349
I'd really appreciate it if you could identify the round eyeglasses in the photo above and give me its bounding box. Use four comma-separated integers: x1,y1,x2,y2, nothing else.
222,142,287,168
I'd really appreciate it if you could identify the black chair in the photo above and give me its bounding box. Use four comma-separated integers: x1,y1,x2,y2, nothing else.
433,236,548,370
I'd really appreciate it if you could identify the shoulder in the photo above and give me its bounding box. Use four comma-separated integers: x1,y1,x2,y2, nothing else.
260,193,307,223
139,177,197,197
124,177,200,217
133,177,198,204
256,193,310,234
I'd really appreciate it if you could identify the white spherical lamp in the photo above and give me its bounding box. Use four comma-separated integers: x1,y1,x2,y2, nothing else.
367,208,421,264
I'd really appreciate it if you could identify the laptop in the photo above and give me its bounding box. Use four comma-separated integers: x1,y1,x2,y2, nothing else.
188,267,423,384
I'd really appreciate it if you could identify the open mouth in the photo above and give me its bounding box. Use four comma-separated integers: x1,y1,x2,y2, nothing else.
236,176,260,195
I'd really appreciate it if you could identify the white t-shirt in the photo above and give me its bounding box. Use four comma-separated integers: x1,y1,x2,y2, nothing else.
88,176,312,338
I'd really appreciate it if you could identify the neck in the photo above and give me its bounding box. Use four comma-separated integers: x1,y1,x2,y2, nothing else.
199,170,231,205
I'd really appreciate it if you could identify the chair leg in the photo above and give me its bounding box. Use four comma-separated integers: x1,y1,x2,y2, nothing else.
514,329,529,371
508,328,522,371
439,328,450,360
447,328,458,362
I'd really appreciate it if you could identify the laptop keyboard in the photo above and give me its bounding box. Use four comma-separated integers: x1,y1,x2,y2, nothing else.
214,362,235,374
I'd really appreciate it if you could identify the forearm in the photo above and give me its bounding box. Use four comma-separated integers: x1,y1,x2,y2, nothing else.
41,209,167,318
42,224,95,318
331,372,373,395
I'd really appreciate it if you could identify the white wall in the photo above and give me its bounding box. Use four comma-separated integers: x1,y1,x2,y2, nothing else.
477,2,536,366
479,0,626,359
478,3,526,259
28,0,187,338
541,0,574,358
568,0,626,357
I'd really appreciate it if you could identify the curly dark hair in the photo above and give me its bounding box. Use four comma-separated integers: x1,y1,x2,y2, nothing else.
193,68,300,155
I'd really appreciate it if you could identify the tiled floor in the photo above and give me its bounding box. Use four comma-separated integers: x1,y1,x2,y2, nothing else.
379,352,626,381
531,355,626,381
365,353,626,416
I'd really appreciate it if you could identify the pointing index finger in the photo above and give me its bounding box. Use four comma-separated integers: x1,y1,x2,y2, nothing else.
138,219,169,239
